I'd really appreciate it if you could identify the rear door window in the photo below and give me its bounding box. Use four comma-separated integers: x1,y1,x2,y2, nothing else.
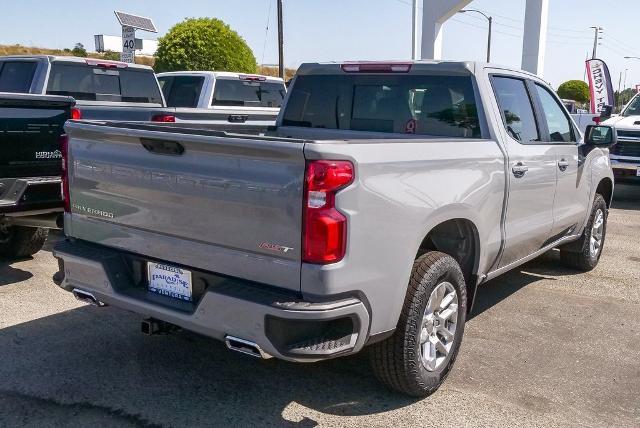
46,63,163,104
212,79,285,107
282,74,480,137
534,84,576,143
491,76,540,144
0,61,37,93
158,75,205,108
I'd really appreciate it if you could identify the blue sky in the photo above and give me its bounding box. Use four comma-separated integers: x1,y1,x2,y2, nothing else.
1,0,639,89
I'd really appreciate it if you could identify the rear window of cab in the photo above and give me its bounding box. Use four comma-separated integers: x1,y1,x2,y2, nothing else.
46,63,163,104
282,73,480,138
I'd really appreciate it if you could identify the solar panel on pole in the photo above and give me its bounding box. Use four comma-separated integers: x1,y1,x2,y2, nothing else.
114,11,157,33
114,11,157,63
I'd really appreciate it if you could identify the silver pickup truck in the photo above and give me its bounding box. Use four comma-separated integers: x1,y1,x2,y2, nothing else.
54,61,615,397
0,55,166,121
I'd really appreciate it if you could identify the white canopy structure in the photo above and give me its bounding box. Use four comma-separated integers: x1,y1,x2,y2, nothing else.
416,0,550,76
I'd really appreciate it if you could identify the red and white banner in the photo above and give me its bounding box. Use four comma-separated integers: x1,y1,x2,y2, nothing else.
585,59,615,114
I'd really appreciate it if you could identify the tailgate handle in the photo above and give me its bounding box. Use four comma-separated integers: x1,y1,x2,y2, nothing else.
228,114,248,123
140,138,185,156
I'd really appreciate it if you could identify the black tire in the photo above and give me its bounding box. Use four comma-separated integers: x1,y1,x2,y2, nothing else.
369,251,467,397
559,194,607,272
0,226,48,259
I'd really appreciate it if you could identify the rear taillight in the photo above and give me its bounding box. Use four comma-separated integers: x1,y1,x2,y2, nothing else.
151,114,176,123
60,134,70,213
70,107,82,120
303,160,354,264
341,62,412,73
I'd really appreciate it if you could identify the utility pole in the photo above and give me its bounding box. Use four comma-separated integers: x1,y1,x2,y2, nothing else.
411,0,420,60
617,71,623,111
590,26,603,59
277,0,284,79
622,68,629,105
487,16,492,63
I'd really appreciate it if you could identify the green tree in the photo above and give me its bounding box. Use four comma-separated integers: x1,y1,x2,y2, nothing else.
155,18,257,73
71,43,87,57
557,80,590,104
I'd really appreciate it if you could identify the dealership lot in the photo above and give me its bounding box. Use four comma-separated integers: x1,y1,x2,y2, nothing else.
0,183,638,427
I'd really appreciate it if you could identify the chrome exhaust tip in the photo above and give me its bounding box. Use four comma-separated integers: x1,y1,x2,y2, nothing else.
72,288,106,307
225,335,272,359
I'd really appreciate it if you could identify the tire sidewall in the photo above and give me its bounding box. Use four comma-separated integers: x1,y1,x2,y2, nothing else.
584,195,608,267
408,254,468,389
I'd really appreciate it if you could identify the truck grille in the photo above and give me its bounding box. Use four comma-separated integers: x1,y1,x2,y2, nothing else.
617,130,640,140
612,130,640,158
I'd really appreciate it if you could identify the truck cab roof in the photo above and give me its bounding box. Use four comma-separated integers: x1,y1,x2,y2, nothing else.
156,70,284,83
0,55,154,71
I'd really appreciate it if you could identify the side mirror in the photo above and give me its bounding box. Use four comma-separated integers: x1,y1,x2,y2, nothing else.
599,105,613,119
584,125,617,147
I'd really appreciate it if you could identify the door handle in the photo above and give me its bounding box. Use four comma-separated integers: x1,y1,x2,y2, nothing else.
512,162,529,178
558,159,569,171
228,114,248,123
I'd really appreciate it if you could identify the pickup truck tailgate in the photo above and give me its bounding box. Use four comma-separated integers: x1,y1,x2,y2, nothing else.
64,121,306,291
0,94,72,178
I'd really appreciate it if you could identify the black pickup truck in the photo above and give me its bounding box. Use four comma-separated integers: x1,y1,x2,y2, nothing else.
0,93,73,258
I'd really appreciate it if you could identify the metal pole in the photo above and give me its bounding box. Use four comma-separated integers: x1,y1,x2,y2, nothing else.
458,10,492,63
487,16,492,63
277,0,284,79
617,71,622,111
622,68,628,104
591,26,600,59
411,0,419,60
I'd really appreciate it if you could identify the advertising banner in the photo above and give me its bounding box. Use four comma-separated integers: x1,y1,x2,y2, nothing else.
585,59,615,114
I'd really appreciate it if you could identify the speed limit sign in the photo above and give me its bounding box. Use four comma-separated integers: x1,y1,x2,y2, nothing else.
120,26,135,63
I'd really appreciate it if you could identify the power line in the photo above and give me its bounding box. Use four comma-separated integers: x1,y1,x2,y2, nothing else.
603,34,640,56
600,42,633,58
450,17,521,39
259,0,273,68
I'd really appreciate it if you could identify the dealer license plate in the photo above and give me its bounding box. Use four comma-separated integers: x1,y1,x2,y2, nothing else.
147,262,192,302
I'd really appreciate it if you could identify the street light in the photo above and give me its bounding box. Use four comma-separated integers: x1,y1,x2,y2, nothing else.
458,9,492,63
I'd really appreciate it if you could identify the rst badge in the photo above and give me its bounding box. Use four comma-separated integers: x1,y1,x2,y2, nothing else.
259,242,294,254
35,150,62,159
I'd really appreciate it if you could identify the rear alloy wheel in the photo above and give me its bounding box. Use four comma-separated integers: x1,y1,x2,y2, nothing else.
370,251,467,397
420,281,459,372
560,194,607,271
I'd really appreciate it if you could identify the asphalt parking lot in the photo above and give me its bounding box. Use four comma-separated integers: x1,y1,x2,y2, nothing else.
0,184,638,428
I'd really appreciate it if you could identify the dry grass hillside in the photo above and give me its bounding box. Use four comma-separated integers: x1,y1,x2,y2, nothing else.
0,44,295,77
1,44,154,67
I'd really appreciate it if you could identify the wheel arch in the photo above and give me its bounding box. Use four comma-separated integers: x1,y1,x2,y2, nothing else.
416,218,481,313
595,177,613,208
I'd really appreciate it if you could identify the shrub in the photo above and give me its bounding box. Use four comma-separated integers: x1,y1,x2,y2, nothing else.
557,80,590,104
155,18,257,74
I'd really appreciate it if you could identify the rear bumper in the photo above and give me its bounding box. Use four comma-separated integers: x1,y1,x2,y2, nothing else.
0,176,62,215
53,239,371,362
